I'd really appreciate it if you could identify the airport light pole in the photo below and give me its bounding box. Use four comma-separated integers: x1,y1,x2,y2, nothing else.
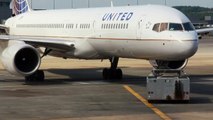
31,0,33,9
165,0,167,5
53,0,55,9
88,0,90,8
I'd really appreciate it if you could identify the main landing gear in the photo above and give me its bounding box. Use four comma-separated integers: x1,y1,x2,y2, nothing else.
25,48,52,84
102,57,123,80
25,70,45,83
25,55,122,83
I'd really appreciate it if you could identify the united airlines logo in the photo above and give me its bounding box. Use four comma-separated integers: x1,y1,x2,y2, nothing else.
102,12,134,21
12,0,29,15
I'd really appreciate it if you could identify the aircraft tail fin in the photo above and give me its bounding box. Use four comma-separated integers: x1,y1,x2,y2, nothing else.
10,0,32,16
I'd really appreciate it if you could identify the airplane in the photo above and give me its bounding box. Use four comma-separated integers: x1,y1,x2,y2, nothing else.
0,0,212,83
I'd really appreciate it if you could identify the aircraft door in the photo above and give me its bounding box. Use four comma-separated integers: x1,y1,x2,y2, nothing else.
92,20,101,38
137,19,143,39
137,16,150,39
93,20,96,34
93,20,99,37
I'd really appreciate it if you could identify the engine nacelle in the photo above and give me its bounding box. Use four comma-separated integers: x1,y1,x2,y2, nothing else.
1,43,41,76
149,59,188,70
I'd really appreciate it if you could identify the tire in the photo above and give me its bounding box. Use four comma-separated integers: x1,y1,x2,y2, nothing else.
116,69,123,79
36,70,45,82
102,68,123,80
103,68,109,80
25,70,45,83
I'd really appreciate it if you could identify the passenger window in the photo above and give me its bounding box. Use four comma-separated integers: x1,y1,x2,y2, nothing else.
153,23,160,32
118,24,120,29
123,24,126,29
169,23,183,31
160,23,168,32
126,24,129,29
111,24,113,29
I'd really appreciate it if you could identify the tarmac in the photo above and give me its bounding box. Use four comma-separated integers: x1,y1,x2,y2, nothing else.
0,37,212,120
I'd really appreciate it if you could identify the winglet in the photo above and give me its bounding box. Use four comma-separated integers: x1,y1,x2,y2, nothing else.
10,0,32,16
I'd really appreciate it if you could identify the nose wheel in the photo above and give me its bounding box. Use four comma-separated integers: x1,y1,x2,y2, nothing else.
102,57,123,80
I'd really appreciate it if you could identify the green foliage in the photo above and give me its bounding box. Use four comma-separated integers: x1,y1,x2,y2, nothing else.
174,6,213,20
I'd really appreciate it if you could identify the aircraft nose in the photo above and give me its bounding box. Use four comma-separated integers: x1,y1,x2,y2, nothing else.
168,31,198,59
183,39,198,57
177,32,198,58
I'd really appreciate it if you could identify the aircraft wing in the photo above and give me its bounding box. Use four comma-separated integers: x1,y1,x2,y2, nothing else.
0,35,75,51
0,24,9,34
195,28,213,39
0,24,7,30
196,28,213,34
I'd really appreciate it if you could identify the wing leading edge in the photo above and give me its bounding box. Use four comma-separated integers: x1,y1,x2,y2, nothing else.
196,28,213,34
0,35,75,51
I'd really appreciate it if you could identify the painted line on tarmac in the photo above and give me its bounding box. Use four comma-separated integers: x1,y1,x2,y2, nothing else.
123,85,171,120
0,85,28,89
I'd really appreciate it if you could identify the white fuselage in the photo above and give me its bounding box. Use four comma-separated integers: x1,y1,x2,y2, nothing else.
5,5,198,60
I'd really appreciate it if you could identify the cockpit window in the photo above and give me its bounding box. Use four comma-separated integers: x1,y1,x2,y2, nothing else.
183,22,195,31
169,23,183,31
153,23,160,32
153,23,168,32
152,22,193,32
160,23,168,32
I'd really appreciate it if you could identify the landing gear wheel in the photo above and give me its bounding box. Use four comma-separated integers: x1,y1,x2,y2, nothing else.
116,69,123,79
25,70,45,83
103,68,109,80
102,57,123,80
102,68,123,80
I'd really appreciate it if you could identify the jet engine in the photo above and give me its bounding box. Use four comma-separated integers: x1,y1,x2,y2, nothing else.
0,43,41,76
149,59,188,70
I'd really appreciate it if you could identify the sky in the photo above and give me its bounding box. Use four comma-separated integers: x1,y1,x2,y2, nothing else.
29,0,213,9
